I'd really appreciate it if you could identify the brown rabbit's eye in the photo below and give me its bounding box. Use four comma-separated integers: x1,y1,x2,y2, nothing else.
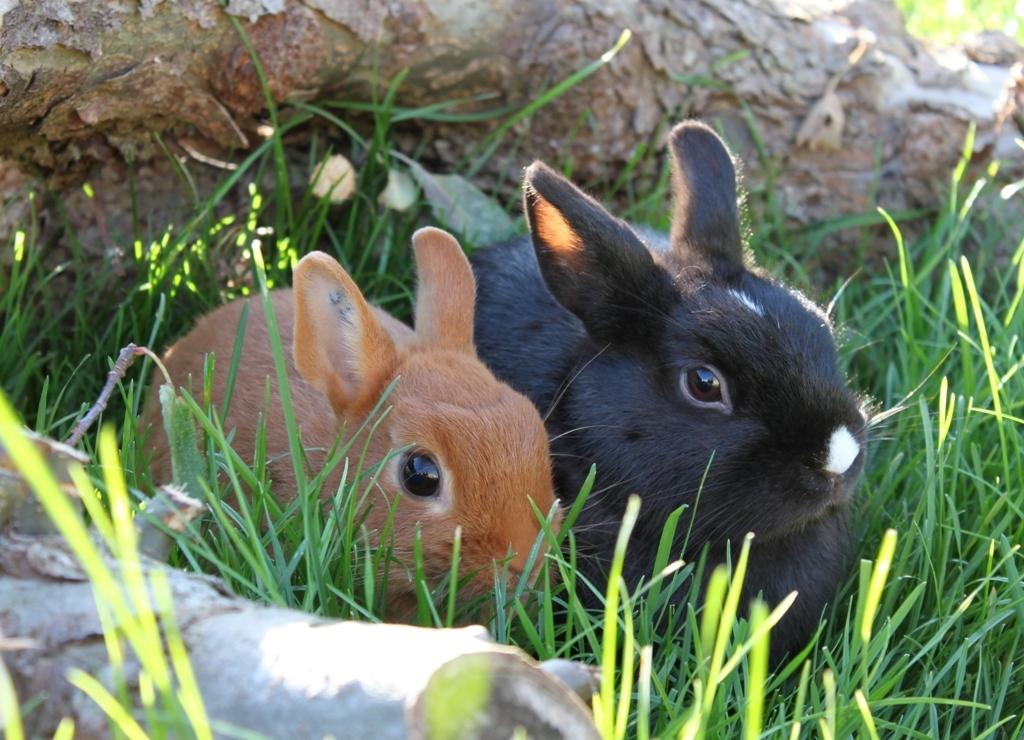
401,452,441,498
684,367,724,404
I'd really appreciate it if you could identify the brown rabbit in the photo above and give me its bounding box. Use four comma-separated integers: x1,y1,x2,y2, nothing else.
143,227,559,612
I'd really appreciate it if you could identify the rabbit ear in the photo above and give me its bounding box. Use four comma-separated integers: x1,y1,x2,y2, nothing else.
293,251,398,414
411,227,475,352
669,121,744,269
524,161,674,343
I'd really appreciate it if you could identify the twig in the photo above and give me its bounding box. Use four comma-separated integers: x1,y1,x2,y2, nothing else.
65,343,169,447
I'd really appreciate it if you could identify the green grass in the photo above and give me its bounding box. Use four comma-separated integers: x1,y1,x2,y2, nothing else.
897,0,1023,43
2,21,1024,740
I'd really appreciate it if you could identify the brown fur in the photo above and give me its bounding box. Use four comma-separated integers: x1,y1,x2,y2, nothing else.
142,228,559,614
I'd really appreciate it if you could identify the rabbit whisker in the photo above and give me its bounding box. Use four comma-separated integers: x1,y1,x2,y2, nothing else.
549,424,631,443
542,344,610,423
549,452,595,461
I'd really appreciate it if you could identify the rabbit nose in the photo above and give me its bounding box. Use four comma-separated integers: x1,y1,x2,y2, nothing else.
821,425,860,477
506,540,535,574
502,529,545,575
507,550,529,575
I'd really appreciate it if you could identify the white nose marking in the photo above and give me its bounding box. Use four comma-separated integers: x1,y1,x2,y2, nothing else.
824,426,859,476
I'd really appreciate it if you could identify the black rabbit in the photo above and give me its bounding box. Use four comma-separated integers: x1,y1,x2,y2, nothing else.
470,121,867,656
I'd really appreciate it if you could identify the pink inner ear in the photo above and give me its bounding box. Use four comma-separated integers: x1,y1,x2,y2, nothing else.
533,197,583,259
295,252,401,416
294,267,368,408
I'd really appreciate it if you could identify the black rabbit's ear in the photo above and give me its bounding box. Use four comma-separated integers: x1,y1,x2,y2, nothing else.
524,161,672,343
669,121,744,269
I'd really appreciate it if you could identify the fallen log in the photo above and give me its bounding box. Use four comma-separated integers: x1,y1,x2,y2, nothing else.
0,540,598,739
0,0,1020,236
0,429,599,739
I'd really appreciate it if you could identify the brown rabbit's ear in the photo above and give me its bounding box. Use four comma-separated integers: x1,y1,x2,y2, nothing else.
668,121,744,270
293,251,397,414
410,227,475,352
524,162,675,344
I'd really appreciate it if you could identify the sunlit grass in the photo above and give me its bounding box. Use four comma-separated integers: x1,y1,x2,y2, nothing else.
0,404,211,737
897,0,1023,43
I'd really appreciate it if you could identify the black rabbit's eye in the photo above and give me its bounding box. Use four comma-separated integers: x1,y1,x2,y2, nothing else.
684,367,723,404
401,452,441,498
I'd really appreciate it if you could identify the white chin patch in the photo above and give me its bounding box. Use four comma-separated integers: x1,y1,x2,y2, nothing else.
728,288,765,317
824,425,859,476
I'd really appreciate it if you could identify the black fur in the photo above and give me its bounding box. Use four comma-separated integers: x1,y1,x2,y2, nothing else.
471,121,867,658
523,162,678,346
669,123,743,267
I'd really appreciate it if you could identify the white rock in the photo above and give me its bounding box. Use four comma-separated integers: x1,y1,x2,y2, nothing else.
310,154,356,203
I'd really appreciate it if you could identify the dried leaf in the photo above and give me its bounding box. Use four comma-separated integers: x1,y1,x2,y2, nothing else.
137,485,207,561
795,89,845,151
378,168,418,211
396,155,516,245
310,154,356,203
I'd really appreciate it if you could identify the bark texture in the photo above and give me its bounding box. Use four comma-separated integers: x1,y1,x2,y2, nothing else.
0,533,598,739
0,433,599,739
0,0,1021,231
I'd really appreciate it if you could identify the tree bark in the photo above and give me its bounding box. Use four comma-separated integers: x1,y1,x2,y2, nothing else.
0,0,1020,234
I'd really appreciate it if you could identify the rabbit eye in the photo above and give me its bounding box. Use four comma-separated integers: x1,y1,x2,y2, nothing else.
401,452,441,498
682,366,731,411
686,367,721,401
